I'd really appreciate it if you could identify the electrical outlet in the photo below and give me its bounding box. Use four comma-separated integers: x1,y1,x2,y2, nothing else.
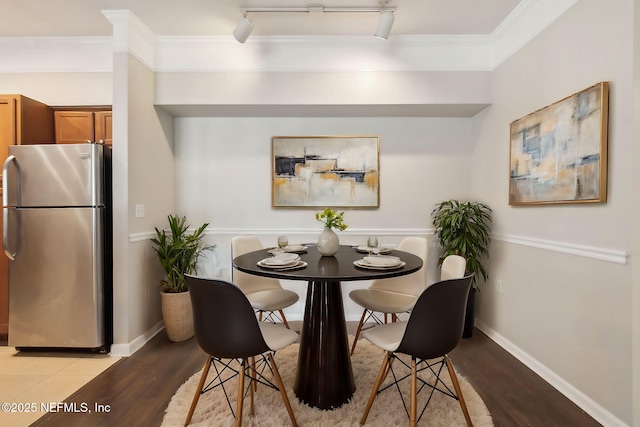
496,280,503,294
135,204,145,218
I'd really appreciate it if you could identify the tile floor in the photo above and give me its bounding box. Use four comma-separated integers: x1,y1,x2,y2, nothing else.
0,345,119,427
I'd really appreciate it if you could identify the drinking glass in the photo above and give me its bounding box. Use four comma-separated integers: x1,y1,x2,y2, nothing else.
277,236,288,249
367,236,378,256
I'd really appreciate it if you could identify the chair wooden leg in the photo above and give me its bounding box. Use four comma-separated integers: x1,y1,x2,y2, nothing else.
350,309,367,355
235,359,245,427
250,356,257,392
410,357,417,427
445,355,473,427
279,310,291,329
381,353,395,384
184,355,212,426
268,353,298,427
361,351,392,425
249,361,255,416
258,311,263,321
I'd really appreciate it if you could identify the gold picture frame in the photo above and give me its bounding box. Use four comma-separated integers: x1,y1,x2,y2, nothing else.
509,82,609,205
272,135,380,208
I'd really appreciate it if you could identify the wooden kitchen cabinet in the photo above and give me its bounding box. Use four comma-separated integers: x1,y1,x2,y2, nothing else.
0,94,54,336
54,110,112,145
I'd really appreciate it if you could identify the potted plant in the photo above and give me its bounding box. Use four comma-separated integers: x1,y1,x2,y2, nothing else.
431,200,492,337
315,208,348,256
151,214,214,342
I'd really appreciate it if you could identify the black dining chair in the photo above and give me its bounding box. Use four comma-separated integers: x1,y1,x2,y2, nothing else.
359,274,475,427
184,275,298,427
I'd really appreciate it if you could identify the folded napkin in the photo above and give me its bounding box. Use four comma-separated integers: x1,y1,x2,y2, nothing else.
356,245,391,254
363,256,401,266
284,244,305,252
262,253,299,265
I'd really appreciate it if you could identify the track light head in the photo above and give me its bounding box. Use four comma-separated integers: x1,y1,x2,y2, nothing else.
374,10,394,40
233,16,254,43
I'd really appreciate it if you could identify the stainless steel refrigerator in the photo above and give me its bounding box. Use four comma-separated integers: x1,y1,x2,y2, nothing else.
2,143,112,350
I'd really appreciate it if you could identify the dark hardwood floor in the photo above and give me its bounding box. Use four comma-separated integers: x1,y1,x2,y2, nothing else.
29,324,601,427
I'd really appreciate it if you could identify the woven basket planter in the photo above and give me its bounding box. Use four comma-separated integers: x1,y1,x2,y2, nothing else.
160,290,194,342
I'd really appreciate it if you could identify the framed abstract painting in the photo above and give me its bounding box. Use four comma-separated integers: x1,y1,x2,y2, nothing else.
272,135,380,208
509,82,609,205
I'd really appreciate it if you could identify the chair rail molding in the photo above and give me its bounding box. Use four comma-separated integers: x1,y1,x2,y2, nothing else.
492,233,628,265
130,227,433,243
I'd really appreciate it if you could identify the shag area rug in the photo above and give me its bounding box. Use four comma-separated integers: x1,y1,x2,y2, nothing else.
162,338,493,426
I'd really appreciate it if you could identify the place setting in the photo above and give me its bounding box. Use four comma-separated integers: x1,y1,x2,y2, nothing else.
352,235,392,255
260,238,308,271
353,236,405,270
268,235,309,255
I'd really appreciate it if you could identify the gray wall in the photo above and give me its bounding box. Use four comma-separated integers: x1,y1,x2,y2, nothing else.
472,0,634,424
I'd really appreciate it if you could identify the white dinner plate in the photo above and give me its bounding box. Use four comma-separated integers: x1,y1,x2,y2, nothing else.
353,259,406,270
261,253,299,265
257,260,308,271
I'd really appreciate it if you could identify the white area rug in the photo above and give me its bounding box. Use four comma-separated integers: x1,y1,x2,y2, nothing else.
162,338,493,426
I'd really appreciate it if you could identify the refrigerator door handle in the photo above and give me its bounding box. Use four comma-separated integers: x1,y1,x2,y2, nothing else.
3,155,22,260
2,155,21,208
3,207,20,260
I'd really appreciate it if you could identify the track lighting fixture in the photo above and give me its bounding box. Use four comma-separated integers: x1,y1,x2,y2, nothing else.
374,10,395,40
233,4,396,43
233,15,254,43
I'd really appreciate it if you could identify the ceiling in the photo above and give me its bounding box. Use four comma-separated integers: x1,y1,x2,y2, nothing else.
0,0,521,38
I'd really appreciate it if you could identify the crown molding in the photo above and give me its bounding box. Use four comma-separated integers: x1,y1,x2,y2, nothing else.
102,9,155,69
0,1,581,74
154,34,494,72
490,0,581,67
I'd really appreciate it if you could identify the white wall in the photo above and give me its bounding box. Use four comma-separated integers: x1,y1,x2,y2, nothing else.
174,116,473,319
0,73,112,106
472,0,634,425
110,52,176,355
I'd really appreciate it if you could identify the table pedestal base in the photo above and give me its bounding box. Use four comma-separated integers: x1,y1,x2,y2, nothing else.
294,280,355,409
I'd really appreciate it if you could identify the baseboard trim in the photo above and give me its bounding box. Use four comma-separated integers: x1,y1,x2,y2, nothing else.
109,321,164,357
476,320,629,427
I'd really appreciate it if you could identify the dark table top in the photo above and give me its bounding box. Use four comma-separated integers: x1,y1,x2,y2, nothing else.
232,244,423,282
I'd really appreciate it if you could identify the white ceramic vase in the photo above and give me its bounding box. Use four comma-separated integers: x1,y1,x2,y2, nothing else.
317,226,339,256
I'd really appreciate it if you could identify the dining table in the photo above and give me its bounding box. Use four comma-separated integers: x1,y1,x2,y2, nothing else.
232,243,424,410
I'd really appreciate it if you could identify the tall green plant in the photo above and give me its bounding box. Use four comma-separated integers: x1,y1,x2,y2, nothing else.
431,200,492,288
151,215,214,293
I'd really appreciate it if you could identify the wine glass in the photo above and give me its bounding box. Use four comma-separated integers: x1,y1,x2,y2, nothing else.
277,236,288,250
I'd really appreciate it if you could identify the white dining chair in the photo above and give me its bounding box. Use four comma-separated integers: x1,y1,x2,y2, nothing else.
348,236,428,355
231,236,299,329
440,254,467,281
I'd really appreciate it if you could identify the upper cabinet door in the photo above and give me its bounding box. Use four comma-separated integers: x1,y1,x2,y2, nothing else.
54,111,95,144
94,111,112,146
54,110,112,146
0,97,17,165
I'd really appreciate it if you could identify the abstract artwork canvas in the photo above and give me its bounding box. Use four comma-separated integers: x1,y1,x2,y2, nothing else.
272,135,380,208
509,82,609,205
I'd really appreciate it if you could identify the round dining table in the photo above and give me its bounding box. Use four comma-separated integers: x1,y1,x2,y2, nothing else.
232,244,424,410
